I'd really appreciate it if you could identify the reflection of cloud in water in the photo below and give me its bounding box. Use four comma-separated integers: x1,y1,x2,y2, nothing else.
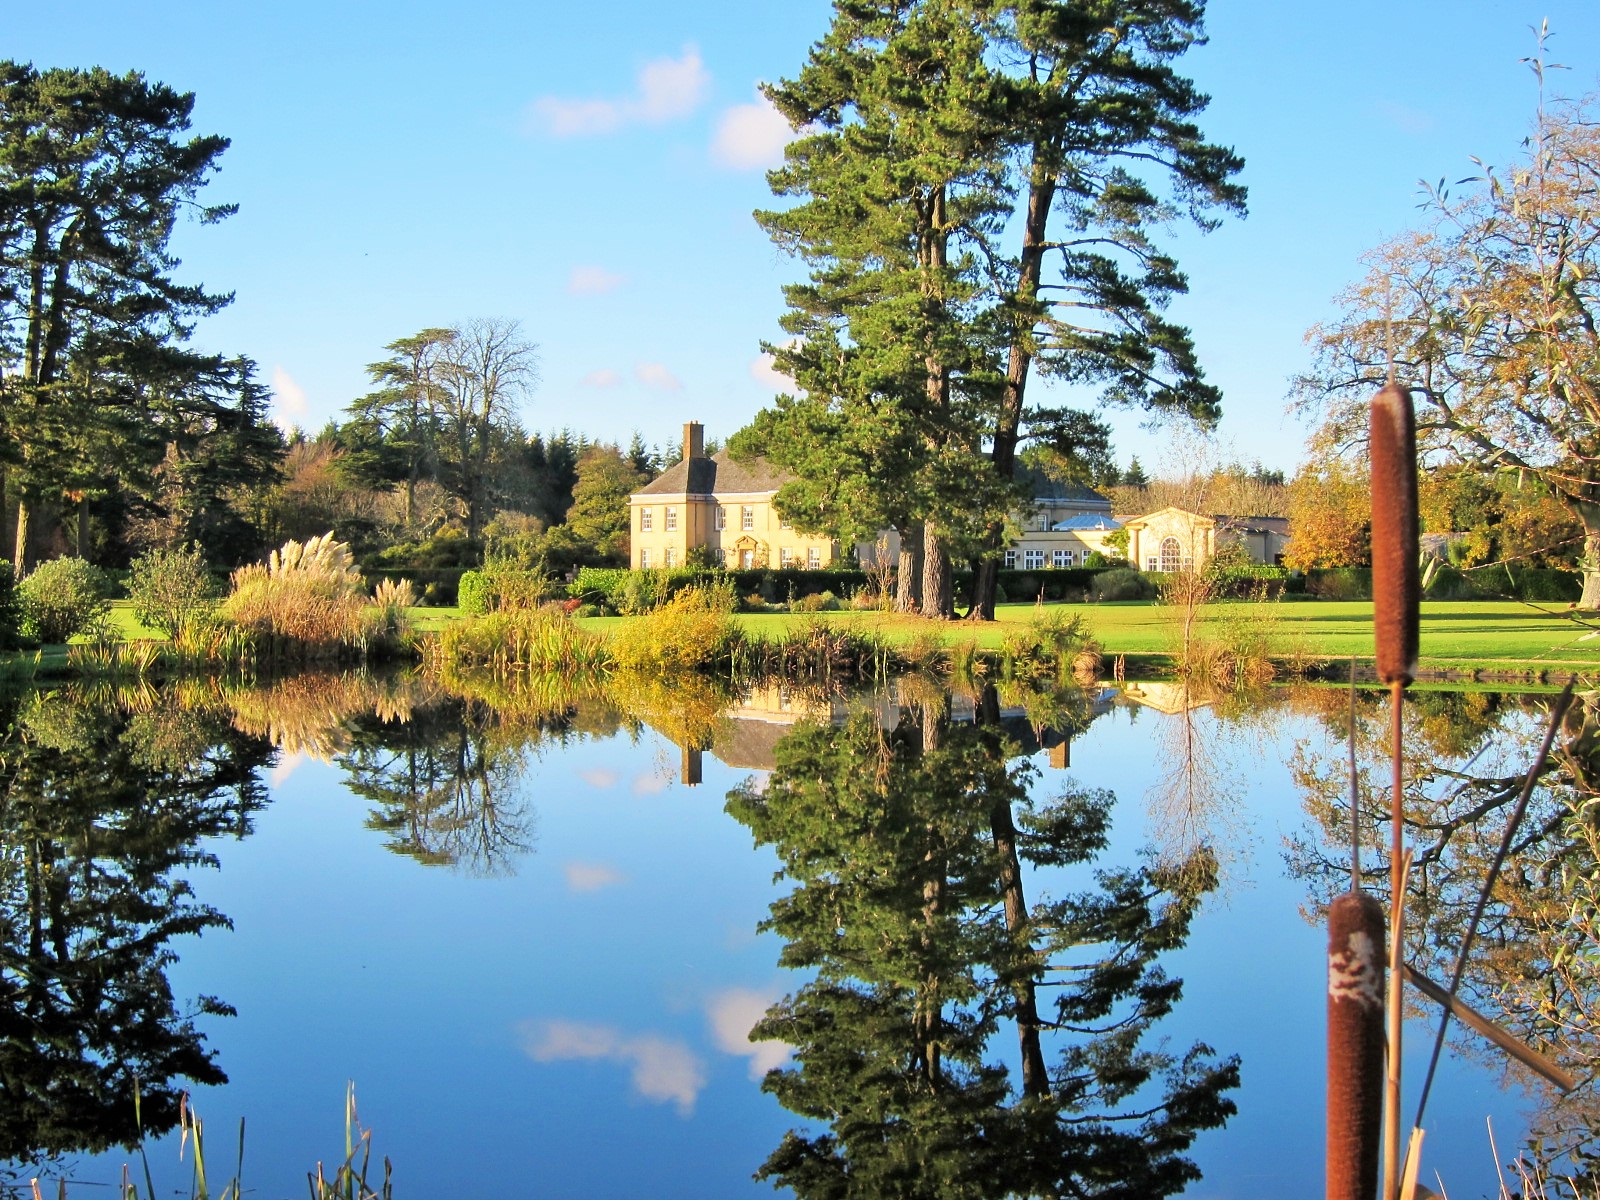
578,768,619,789
519,1019,705,1115
706,987,791,1079
631,771,669,796
563,861,625,893
269,751,305,789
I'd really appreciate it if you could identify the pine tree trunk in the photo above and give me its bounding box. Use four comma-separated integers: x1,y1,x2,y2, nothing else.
76,500,91,561
972,147,1055,620
897,523,924,612
13,496,30,574
923,526,952,619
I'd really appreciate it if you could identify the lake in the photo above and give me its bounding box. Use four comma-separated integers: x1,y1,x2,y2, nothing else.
0,671,1586,1199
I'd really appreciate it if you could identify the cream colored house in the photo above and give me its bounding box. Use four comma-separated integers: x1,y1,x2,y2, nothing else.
629,423,839,570
1122,507,1290,573
630,423,1289,574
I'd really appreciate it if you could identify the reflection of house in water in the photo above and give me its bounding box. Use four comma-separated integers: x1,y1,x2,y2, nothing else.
1116,680,1215,716
662,682,1119,785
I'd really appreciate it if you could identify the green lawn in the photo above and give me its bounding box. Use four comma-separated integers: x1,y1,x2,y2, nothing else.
584,599,1600,669
85,597,1600,672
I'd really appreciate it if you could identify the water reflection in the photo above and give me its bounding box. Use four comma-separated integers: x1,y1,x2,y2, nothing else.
1287,685,1600,1186
0,685,269,1167
726,684,1240,1198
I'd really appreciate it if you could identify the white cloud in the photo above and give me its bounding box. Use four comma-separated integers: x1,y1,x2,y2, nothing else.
632,771,670,796
270,366,309,430
577,767,620,788
269,750,305,789
526,46,709,137
568,265,625,295
712,94,792,170
520,1020,706,1116
564,861,626,893
748,351,791,392
635,361,683,391
580,368,623,389
707,987,792,1080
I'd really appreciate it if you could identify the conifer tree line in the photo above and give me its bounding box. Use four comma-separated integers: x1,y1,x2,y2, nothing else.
736,0,1247,618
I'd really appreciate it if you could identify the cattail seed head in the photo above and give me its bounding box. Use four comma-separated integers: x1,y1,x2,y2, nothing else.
1328,890,1386,1200
1370,383,1419,686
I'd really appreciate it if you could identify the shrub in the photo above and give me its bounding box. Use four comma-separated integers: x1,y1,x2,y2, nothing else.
18,557,111,643
127,544,221,640
458,559,555,615
609,583,742,672
792,589,839,613
1305,567,1372,600
435,607,608,672
223,532,370,650
1088,568,1155,602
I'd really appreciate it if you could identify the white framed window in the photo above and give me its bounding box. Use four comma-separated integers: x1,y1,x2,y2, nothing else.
741,505,755,531
1159,536,1187,573
640,548,651,568
1024,549,1045,569
1146,557,1159,571
807,547,821,569
1004,549,1017,568
640,507,652,532
665,506,677,532
779,547,793,567
779,512,792,529
664,548,676,567
1052,549,1073,568
715,505,726,530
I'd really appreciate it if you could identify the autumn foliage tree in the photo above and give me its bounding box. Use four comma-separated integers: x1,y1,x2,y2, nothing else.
1283,459,1369,569
1297,81,1600,606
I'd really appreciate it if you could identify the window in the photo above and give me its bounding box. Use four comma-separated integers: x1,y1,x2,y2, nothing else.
741,506,755,531
1146,557,1159,571
1004,549,1017,569
1024,549,1045,569
639,507,652,532
1159,536,1188,573
639,548,651,568
779,547,793,567
779,512,791,529
807,547,821,569
665,506,677,532
715,505,726,530
664,548,676,567
1052,549,1073,568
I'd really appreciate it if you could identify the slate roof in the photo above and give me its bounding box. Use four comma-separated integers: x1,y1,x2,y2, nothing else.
634,450,788,498
1052,514,1122,531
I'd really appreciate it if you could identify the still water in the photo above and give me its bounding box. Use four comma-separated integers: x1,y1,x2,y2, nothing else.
0,674,1586,1198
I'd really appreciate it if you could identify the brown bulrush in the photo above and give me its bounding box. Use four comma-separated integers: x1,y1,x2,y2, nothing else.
1327,890,1387,1200
1369,379,1420,1200
1369,382,1419,686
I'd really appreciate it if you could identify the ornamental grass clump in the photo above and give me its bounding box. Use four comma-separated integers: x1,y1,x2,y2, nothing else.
223,533,370,654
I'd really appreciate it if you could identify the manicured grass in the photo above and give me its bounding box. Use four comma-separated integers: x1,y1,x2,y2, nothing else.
584,599,1600,670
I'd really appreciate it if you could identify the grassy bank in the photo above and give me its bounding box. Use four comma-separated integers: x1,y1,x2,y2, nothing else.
570,599,1600,672
23,597,1600,680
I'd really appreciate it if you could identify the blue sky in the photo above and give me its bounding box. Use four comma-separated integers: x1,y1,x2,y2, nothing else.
12,1,1600,475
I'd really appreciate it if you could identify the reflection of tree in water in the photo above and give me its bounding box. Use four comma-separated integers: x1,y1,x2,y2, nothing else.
728,685,1238,1198
1288,687,1600,1188
0,685,270,1169
341,696,537,876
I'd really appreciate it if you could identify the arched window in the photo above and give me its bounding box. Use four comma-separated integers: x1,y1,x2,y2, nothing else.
1159,536,1184,573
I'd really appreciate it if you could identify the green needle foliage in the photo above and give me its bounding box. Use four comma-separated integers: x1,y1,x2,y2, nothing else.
727,689,1238,1198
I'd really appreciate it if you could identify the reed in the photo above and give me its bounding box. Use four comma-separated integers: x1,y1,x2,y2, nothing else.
431,607,610,674
222,534,372,658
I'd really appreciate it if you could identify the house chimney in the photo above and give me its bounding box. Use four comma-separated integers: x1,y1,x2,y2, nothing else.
684,421,705,460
